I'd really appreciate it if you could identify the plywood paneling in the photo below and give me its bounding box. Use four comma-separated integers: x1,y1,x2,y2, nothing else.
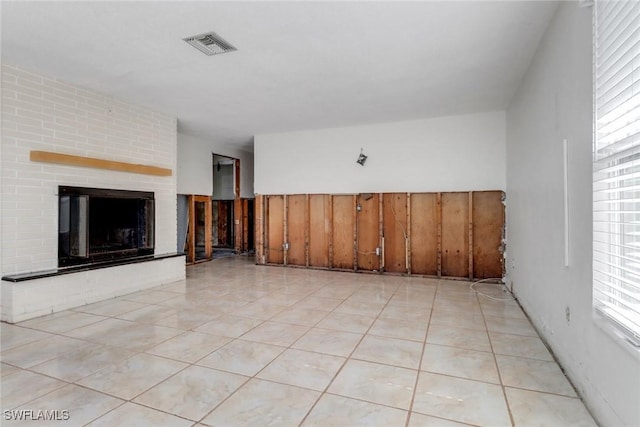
332,195,355,270
410,193,439,275
357,193,380,271
473,191,504,279
255,195,265,264
287,194,307,266
267,195,284,264
309,194,331,268
383,193,408,273
441,192,469,277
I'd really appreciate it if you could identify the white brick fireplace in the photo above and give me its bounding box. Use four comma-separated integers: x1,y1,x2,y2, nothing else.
1,64,185,322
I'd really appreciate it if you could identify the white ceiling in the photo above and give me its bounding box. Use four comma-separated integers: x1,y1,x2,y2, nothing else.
1,1,558,152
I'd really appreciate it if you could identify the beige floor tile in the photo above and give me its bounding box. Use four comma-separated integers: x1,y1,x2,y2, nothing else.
18,311,107,333
426,324,492,352
413,372,511,426
334,299,386,317
0,334,87,368
421,344,499,384
30,342,136,382
77,353,187,400
352,335,423,369
145,331,231,363
121,290,180,304
240,321,309,346
312,287,357,300
480,300,528,320
201,379,321,427
296,295,345,311
302,393,408,426
408,413,474,426
197,339,285,376
369,317,428,342
489,332,554,361
72,299,148,317
194,313,263,338
257,348,345,391
90,322,183,352
86,402,192,427
316,312,376,334
0,323,53,351
134,365,247,421
329,359,417,410
292,327,362,357
63,318,136,341
484,314,538,337
429,309,487,331
116,304,177,323
6,384,123,427
496,354,577,396
1,370,67,410
232,300,289,319
0,362,20,377
506,387,598,427
378,303,431,323
151,308,220,330
270,307,330,326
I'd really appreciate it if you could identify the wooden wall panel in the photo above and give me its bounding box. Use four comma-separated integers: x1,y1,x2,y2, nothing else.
255,195,265,264
332,195,354,270
309,194,331,268
287,194,307,266
410,193,439,275
383,193,408,273
217,201,230,247
357,193,380,271
441,192,469,277
267,195,284,264
473,191,504,279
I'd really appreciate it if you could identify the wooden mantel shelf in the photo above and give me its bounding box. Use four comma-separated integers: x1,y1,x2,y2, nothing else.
30,150,172,177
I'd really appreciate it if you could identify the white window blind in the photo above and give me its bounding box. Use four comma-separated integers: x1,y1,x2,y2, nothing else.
593,0,640,347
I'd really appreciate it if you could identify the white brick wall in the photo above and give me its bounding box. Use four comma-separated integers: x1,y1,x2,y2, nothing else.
1,64,178,275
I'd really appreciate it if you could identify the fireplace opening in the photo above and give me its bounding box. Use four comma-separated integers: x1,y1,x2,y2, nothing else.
58,186,155,267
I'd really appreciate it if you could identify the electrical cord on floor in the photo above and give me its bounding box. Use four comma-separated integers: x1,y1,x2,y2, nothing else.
469,278,515,302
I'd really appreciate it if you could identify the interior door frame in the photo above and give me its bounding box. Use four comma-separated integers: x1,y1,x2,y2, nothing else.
187,194,212,264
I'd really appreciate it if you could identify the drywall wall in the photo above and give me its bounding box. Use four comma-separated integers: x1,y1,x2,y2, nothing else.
506,3,639,426
213,163,235,200
254,111,506,194
177,132,254,198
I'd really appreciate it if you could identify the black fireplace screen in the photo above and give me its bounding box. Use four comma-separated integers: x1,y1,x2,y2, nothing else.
58,186,154,267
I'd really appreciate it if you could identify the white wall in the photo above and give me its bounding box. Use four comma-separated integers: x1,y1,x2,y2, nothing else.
506,3,639,426
254,111,505,195
1,64,179,275
177,132,254,198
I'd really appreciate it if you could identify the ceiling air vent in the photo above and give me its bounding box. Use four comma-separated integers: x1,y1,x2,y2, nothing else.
183,31,237,56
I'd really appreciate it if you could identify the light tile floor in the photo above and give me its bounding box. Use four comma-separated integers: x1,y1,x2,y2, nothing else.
1,256,598,426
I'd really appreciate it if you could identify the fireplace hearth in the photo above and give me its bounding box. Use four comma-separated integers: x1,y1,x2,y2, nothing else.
58,186,155,267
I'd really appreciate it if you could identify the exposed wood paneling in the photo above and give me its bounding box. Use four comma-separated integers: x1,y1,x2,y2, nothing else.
410,193,439,275
357,193,380,271
267,195,284,264
332,195,354,270
217,201,230,248
383,193,408,273
30,150,172,176
234,159,242,254
441,192,469,277
287,194,307,266
255,195,265,264
309,194,331,268
473,191,505,279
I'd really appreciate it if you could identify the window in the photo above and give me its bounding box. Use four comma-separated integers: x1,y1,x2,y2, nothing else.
593,0,640,348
